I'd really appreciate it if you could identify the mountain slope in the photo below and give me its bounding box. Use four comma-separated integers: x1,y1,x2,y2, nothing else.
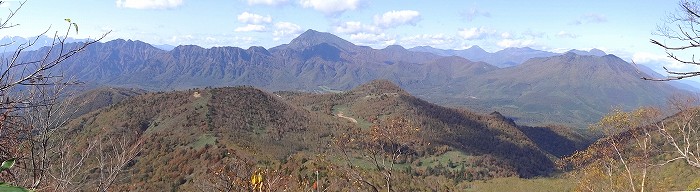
55,81,588,190
63,86,340,191
283,80,560,178
431,53,682,127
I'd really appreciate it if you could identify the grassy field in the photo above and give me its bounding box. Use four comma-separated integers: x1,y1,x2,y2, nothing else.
189,134,217,149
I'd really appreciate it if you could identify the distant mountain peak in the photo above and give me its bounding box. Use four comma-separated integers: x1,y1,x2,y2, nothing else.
565,48,607,57
287,29,356,50
589,48,606,56
105,39,147,44
383,44,406,51
98,39,164,54
247,46,270,55
467,45,486,51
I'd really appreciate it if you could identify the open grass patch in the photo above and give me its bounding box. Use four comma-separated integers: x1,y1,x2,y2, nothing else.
416,151,474,171
189,133,217,149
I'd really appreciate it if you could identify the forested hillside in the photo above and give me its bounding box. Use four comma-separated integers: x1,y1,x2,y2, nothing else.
41,80,586,191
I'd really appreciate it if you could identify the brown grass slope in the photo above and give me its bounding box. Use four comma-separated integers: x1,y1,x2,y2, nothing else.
282,80,569,178
62,86,346,191
57,80,591,190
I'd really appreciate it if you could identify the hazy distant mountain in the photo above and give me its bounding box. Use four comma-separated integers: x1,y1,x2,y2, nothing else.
409,46,610,68
491,47,559,67
16,29,686,127
410,45,490,61
565,48,607,57
153,44,176,51
409,46,559,68
0,35,90,52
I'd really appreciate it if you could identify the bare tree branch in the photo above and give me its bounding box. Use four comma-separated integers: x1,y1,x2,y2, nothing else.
647,0,700,80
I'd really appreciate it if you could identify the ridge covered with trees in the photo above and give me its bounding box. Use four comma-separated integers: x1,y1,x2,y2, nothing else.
16,80,586,191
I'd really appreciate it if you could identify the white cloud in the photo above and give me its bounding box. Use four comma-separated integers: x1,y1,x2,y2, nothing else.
159,34,260,48
299,0,361,15
497,39,535,48
247,0,288,6
273,22,303,41
335,21,362,34
116,0,183,9
234,24,266,32
401,34,455,48
168,34,194,43
500,32,511,39
350,33,395,47
458,27,496,40
556,31,578,38
237,12,272,24
334,21,379,34
374,10,421,28
632,52,675,65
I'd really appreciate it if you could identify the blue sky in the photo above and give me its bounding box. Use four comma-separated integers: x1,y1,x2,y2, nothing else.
1,0,695,76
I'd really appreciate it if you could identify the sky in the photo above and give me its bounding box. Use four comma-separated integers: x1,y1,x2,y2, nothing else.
1,0,697,77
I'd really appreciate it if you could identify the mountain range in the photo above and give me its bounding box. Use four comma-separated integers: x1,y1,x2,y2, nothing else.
424,52,680,125
0,35,91,52
16,29,688,127
409,45,608,68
